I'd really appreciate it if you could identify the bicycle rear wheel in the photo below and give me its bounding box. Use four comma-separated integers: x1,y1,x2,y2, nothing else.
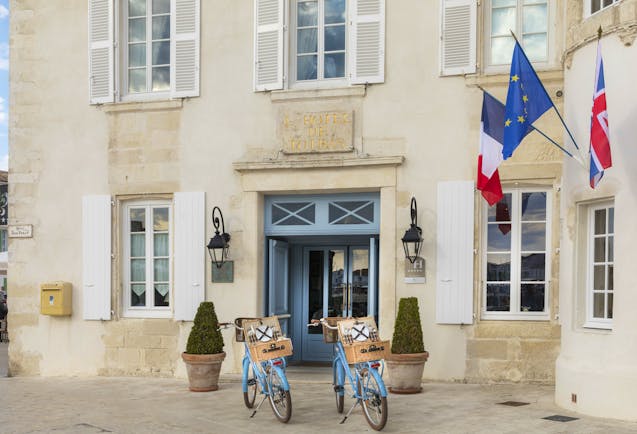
358,367,388,431
333,359,345,413
243,361,257,409
267,366,292,423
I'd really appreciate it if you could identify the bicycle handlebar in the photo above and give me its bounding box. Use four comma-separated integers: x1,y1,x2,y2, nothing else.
306,318,338,330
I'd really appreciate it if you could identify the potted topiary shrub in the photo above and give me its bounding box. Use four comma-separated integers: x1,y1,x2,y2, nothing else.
386,297,429,394
182,301,226,392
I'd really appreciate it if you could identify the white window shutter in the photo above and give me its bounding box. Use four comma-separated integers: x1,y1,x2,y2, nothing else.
82,195,112,320
349,0,385,85
254,0,285,91
89,0,114,104
436,181,474,324
440,0,476,76
171,0,200,98
173,192,205,321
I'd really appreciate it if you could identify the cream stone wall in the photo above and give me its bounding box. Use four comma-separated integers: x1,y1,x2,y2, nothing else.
10,0,564,383
557,0,637,420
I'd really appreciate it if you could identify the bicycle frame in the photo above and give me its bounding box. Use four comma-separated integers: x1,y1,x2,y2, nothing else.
241,341,290,397
332,340,387,400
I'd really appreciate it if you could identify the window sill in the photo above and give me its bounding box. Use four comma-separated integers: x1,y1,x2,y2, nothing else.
582,321,613,331
100,99,183,114
270,85,366,102
122,309,172,319
481,312,550,321
467,68,564,89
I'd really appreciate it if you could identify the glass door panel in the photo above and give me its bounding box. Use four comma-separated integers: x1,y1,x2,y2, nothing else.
349,248,369,318
328,249,346,317
307,250,324,334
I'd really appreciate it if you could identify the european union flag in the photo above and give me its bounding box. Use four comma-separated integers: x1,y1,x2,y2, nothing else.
503,41,554,159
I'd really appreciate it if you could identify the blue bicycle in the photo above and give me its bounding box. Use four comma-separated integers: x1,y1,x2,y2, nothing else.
309,317,389,431
220,315,292,423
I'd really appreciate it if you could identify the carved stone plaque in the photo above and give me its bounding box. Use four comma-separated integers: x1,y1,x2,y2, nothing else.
280,111,353,154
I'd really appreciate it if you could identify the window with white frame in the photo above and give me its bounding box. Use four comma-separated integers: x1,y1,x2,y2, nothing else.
586,202,614,328
486,0,548,66
88,0,199,104
483,189,550,319
122,201,172,317
587,0,620,16
254,0,384,91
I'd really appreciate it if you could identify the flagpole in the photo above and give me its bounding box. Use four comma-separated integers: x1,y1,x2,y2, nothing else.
509,31,581,151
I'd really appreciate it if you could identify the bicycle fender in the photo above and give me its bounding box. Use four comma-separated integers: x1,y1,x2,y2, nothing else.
368,363,388,397
272,365,290,391
241,356,251,393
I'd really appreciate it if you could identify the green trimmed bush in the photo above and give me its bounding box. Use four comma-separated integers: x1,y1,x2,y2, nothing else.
391,297,425,354
186,301,224,354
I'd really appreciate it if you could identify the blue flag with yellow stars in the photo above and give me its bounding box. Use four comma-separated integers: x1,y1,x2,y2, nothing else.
503,41,554,159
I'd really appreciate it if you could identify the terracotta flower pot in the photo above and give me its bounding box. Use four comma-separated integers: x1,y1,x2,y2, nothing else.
386,351,429,394
182,352,226,392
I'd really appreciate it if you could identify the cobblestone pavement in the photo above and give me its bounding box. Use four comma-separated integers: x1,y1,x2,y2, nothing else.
1,372,637,434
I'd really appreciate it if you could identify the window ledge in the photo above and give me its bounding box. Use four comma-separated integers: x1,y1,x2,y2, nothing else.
100,99,184,114
467,68,564,90
481,313,550,321
122,310,172,319
233,155,404,172
582,321,613,331
270,86,366,102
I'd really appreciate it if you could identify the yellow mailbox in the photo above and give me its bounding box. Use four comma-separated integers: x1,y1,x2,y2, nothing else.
40,281,72,316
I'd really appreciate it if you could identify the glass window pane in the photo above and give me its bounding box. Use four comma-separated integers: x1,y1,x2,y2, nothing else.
488,194,512,222
608,207,614,233
131,234,145,257
591,0,601,13
129,44,146,68
523,4,547,33
491,36,515,64
492,7,516,36
325,0,346,24
154,284,170,307
520,283,545,312
521,253,545,281
297,28,318,53
487,254,510,281
152,67,170,91
521,192,546,221
129,68,146,93
607,293,613,319
154,233,169,256
152,15,170,40
594,237,605,262
593,293,605,318
297,55,317,80
152,0,170,14
350,249,369,318
129,18,146,42
153,208,169,231
608,236,613,262
308,250,324,333
487,224,511,252
594,265,605,290
487,283,510,311
129,0,146,17
130,209,146,232
594,209,606,234
521,223,546,251
608,265,613,291
325,53,345,78
493,0,516,6
152,41,170,65
131,284,146,306
325,25,345,51
523,33,547,62
131,259,146,281
154,258,169,281
297,1,318,27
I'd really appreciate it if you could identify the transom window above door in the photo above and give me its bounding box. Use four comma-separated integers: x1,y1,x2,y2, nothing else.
265,193,379,236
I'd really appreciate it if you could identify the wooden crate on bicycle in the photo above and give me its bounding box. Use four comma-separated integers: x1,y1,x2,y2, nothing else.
243,316,293,362
337,316,390,364
321,316,344,343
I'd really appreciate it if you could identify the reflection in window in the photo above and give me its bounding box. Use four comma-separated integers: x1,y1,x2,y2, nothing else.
484,190,549,316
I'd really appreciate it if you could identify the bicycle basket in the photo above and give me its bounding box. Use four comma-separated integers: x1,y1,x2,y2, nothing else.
233,317,260,342
322,317,344,343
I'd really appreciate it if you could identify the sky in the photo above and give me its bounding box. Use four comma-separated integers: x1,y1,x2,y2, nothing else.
0,0,7,171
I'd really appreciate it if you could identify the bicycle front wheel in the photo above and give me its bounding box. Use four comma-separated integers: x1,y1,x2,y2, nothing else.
358,367,388,431
243,361,257,409
267,365,292,423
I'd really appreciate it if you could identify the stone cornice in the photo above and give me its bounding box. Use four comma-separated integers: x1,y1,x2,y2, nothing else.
233,155,404,172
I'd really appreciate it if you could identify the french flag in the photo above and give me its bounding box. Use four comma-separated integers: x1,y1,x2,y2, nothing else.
477,92,505,206
590,40,612,188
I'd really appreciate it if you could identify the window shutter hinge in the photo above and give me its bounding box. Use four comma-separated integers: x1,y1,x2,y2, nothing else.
111,253,115,259
111,200,115,206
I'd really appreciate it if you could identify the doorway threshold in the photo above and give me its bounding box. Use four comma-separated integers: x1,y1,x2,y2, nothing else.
285,364,333,384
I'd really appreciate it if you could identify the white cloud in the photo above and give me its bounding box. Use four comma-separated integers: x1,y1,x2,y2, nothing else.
0,97,6,124
0,6,7,19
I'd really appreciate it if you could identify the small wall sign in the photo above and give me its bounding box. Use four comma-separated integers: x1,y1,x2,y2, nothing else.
211,260,234,283
9,225,33,238
404,256,425,284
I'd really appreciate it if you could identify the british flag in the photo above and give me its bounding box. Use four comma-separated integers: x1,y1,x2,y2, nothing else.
590,40,612,189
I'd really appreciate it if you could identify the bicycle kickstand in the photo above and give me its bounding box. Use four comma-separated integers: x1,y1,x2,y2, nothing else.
339,398,360,424
250,395,269,418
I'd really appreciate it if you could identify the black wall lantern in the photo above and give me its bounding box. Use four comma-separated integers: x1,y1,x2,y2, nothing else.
401,197,423,263
207,206,231,269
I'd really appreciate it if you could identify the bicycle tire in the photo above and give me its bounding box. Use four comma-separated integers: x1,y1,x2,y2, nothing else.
267,365,292,423
243,361,257,409
358,367,388,431
334,359,344,413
